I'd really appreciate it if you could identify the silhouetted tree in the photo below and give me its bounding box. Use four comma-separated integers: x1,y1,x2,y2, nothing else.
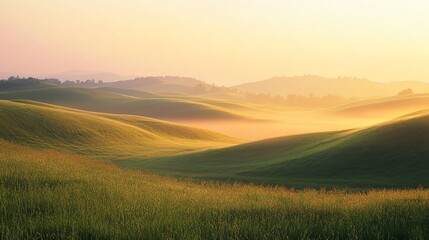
0,76,61,89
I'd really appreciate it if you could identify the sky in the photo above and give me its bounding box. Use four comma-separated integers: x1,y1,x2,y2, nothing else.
1,0,429,85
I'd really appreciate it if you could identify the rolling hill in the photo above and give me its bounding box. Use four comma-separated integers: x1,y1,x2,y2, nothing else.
104,76,211,94
98,87,268,114
132,110,429,188
0,100,241,160
0,87,252,121
327,93,429,119
234,75,429,98
96,87,161,98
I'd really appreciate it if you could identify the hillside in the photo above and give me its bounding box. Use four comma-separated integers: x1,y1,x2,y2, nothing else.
234,75,429,98
327,93,429,119
2,139,428,239
98,87,268,114
134,110,429,188
104,76,211,93
0,100,240,160
96,87,161,98
0,87,251,121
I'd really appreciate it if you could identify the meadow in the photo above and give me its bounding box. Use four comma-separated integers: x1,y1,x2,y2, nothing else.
1,83,429,239
1,140,429,239
2,99,429,189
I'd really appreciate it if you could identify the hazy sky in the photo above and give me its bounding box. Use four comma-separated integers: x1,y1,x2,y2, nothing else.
1,0,428,85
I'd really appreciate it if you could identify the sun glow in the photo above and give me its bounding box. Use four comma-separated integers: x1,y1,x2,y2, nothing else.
1,0,429,84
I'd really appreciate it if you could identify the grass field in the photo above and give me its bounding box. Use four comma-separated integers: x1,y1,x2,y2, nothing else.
1,93,428,239
134,110,429,188
1,139,429,239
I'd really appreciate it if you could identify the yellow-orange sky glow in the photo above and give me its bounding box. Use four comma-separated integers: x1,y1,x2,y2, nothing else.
1,0,428,85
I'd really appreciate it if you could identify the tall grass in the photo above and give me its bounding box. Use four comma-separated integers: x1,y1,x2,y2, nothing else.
1,140,428,239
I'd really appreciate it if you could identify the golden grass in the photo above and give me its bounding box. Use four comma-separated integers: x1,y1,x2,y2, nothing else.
1,140,428,239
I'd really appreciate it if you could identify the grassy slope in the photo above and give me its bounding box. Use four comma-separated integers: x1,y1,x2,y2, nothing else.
103,76,209,94
95,86,161,98
176,96,268,113
1,139,429,239
0,100,240,161
134,110,429,188
328,93,429,119
0,87,251,120
98,87,275,117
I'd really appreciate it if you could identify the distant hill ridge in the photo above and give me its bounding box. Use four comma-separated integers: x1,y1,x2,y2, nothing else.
234,75,429,98
4,75,429,101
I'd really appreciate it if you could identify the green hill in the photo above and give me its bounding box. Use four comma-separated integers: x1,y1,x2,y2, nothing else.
133,110,429,188
97,87,269,115
104,76,211,93
0,87,251,121
95,86,161,98
0,100,241,160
